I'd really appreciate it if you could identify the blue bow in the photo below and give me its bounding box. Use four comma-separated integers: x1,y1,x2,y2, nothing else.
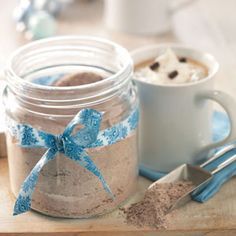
13,109,114,215
6,73,140,216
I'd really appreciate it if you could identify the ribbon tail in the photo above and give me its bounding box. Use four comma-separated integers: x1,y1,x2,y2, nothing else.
13,148,58,215
70,150,114,199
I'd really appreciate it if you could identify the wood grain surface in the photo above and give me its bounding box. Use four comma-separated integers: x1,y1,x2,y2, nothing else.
0,157,235,235
0,0,236,235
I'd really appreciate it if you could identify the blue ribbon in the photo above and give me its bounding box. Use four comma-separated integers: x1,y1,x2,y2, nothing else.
8,107,139,215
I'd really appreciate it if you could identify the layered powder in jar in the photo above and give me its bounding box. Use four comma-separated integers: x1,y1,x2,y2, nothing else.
6,72,138,218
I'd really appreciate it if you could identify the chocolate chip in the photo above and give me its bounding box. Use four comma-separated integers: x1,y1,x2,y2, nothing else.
179,57,187,63
168,70,178,79
149,62,160,71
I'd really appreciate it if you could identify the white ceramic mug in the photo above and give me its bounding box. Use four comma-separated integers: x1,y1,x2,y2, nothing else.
132,45,236,172
103,0,195,35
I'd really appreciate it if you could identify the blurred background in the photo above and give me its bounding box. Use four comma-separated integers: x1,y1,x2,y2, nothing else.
0,0,236,137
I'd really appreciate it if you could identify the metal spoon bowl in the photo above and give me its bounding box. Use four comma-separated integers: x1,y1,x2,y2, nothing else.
148,144,236,212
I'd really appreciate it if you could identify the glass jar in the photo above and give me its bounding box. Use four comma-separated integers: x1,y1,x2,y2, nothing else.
3,36,138,218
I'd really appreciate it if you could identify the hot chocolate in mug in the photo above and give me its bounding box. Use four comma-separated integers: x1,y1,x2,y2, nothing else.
132,45,236,172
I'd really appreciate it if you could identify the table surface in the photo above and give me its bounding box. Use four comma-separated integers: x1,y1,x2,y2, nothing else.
1,0,236,235
0,157,236,236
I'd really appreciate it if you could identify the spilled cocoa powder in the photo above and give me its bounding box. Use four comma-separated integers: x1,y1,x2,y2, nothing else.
121,180,194,229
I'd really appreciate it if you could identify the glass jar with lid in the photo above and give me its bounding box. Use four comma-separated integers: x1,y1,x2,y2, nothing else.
3,36,139,218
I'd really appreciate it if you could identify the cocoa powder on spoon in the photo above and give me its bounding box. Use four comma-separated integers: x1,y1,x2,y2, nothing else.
121,180,194,229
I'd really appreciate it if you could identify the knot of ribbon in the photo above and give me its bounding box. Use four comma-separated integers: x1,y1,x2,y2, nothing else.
8,107,139,215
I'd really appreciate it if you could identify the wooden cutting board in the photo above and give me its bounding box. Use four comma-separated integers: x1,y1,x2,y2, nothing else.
0,156,235,236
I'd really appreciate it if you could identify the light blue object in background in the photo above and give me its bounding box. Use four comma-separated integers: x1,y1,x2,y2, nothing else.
28,10,56,39
139,110,236,203
212,111,230,142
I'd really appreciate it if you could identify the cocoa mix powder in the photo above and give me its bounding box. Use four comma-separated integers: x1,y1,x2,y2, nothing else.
53,72,104,86
121,181,194,229
6,72,138,218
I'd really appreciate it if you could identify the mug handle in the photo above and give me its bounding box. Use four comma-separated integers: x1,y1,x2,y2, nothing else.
196,90,236,160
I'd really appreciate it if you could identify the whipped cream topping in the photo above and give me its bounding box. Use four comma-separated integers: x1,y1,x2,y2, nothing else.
135,49,207,85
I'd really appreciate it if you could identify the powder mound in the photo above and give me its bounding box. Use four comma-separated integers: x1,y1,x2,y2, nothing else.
53,72,104,86
122,180,194,229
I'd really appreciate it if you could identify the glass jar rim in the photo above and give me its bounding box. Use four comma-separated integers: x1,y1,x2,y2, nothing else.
5,36,133,102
